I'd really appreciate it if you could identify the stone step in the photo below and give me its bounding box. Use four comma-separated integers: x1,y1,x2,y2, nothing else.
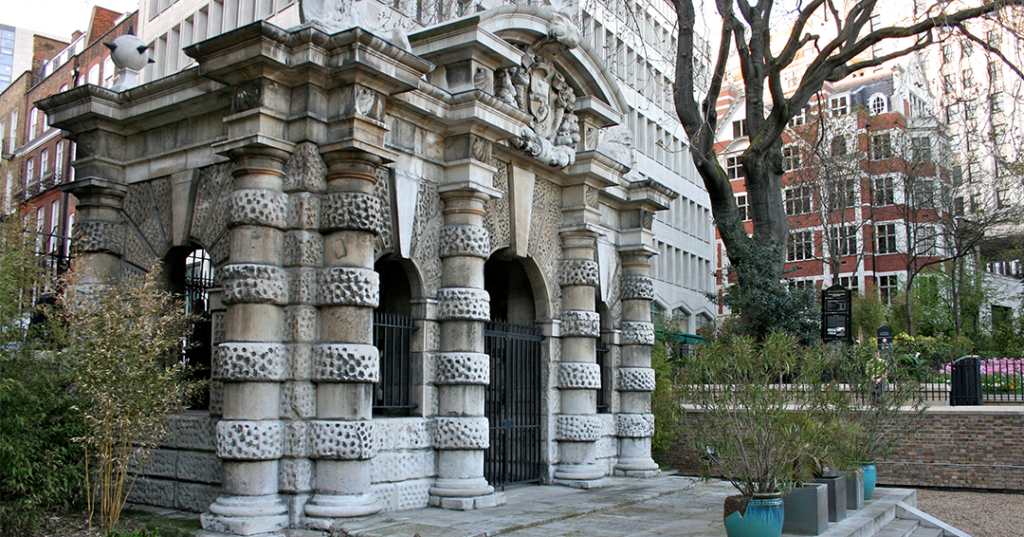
907,527,944,537
873,519,920,537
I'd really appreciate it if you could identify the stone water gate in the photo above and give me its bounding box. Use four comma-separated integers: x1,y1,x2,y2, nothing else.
39,5,676,534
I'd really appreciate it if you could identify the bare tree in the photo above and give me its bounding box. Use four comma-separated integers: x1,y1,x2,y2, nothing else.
671,0,1024,332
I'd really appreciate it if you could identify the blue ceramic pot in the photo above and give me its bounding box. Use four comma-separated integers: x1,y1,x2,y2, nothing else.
724,492,784,537
862,462,877,500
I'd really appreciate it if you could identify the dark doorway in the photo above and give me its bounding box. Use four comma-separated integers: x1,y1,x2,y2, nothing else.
168,246,213,410
373,257,417,416
483,255,543,488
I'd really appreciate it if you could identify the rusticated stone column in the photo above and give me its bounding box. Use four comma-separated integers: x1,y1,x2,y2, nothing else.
428,171,502,510
65,178,127,282
303,149,382,525
202,146,292,535
614,247,659,476
553,230,605,485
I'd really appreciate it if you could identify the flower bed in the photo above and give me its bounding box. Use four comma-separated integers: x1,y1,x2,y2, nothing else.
937,358,1024,395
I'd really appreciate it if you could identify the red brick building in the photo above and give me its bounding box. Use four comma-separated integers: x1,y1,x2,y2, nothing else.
714,58,951,317
2,7,136,270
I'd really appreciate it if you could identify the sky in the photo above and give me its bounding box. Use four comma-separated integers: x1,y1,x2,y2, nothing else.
2,0,141,40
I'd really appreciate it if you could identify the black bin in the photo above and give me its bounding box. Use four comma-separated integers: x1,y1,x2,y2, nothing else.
950,356,982,406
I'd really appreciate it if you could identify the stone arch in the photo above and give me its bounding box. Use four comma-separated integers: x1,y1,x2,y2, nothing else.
374,253,427,312
485,249,554,323
475,6,629,117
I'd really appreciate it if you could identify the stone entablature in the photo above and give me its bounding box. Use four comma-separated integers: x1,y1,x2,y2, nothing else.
38,5,679,533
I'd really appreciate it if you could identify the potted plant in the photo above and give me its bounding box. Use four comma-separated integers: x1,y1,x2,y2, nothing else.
678,334,843,537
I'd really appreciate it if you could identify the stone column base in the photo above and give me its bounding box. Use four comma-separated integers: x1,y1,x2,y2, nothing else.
553,461,606,482
553,477,611,490
202,495,289,536
303,492,382,524
428,492,506,510
614,454,660,478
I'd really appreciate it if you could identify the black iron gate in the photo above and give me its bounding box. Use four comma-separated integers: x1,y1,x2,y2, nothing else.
484,320,543,489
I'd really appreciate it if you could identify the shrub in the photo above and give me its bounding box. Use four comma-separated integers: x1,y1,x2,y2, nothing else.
0,216,85,536
60,266,204,531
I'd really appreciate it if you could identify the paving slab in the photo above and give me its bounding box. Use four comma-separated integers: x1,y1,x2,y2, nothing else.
335,477,921,537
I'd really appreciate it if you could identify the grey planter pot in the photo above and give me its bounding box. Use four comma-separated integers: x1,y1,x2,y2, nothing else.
844,469,865,510
783,483,828,535
814,474,848,522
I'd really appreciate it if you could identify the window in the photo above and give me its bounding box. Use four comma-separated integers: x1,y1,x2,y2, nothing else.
955,196,965,215
916,225,940,255
871,133,892,160
962,69,975,89
830,225,859,257
941,44,954,64
785,185,813,215
727,156,745,179
997,188,1011,209
783,146,802,171
873,176,895,206
946,103,960,123
829,178,858,209
990,93,1004,115
839,276,860,294
732,119,748,138
870,14,881,32
987,29,1001,48
88,64,100,86
961,40,973,57
913,179,935,208
55,142,64,181
40,148,49,178
831,136,847,157
912,136,931,162
736,193,750,221
988,60,1002,81
876,224,898,254
869,94,887,115
788,279,817,293
878,274,898,304
787,230,814,261
943,75,956,94
26,157,35,185
952,166,964,186
965,99,977,120
790,107,807,127
28,107,37,137
830,95,848,116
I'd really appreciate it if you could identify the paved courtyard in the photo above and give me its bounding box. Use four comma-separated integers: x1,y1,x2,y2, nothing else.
256,475,924,537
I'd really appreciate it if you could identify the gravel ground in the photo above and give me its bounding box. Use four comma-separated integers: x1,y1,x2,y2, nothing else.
914,488,1024,537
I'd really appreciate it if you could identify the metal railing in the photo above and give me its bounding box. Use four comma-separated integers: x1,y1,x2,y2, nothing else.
373,311,418,416
484,319,543,489
596,338,610,413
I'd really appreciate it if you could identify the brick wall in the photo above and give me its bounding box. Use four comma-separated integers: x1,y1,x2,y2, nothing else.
661,408,1024,492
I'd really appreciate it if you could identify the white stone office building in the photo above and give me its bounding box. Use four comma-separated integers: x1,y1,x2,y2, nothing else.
39,3,715,533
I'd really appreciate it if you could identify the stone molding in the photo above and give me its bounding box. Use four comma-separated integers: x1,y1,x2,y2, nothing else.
616,367,656,392
436,288,490,321
228,188,289,229
309,420,377,460
320,192,384,233
216,420,285,460
616,413,655,438
72,220,124,255
439,225,490,259
288,192,322,230
557,362,601,389
435,352,490,385
285,306,318,343
214,342,288,381
432,417,489,450
560,310,600,338
311,344,380,383
220,264,289,305
559,259,599,287
620,322,655,346
620,276,655,300
555,415,602,442
289,268,318,305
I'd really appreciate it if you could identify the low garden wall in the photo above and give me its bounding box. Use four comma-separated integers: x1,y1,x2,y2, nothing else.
661,406,1024,492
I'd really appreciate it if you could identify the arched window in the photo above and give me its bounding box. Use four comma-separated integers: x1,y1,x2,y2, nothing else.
869,94,887,115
